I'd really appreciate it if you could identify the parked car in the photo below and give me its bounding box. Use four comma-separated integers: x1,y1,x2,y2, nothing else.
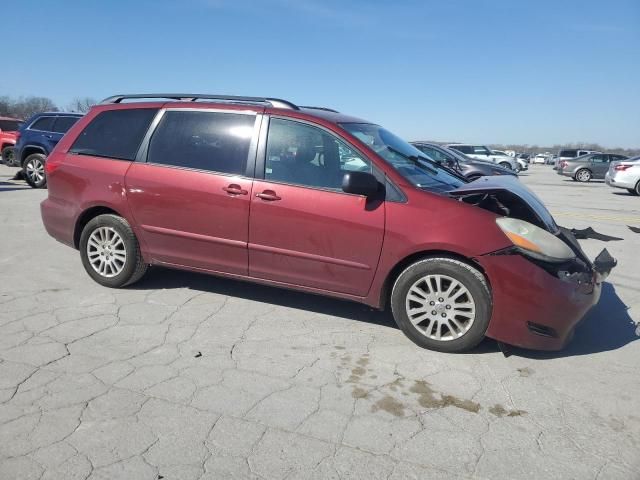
554,148,598,169
40,93,615,353
412,142,518,180
517,153,531,163
492,149,527,172
557,153,629,182
491,150,529,172
447,144,518,171
0,117,23,166
531,154,547,164
605,156,640,195
14,112,83,188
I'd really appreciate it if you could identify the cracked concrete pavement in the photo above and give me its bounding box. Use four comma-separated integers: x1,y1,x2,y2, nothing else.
1,164,639,479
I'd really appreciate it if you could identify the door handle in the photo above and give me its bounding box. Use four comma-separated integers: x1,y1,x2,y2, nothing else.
256,190,281,201
223,184,248,195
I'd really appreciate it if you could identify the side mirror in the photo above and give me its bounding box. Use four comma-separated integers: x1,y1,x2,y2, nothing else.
342,171,379,197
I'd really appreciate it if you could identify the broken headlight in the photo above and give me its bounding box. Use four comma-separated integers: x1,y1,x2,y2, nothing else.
496,217,575,263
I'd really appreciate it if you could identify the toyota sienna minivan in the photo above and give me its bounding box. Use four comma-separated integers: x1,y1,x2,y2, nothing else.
40,94,615,352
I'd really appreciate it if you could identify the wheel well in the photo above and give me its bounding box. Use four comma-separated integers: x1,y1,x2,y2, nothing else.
73,206,120,248
1,143,13,151
20,147,46,165
377,250,490,310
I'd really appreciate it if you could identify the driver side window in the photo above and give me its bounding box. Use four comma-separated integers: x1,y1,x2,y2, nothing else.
265,118,371,190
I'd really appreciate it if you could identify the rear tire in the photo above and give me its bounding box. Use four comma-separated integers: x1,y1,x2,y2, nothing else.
575,168,592,182
23,153,47,188
1,146,15,166
79,214,148,288
391,257,491,352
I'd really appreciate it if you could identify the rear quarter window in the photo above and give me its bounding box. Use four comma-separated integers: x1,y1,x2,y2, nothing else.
70,109,158,160
52,116,81,134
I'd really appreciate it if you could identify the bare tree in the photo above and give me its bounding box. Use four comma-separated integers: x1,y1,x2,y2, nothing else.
0,96,59,119
67,97,97,113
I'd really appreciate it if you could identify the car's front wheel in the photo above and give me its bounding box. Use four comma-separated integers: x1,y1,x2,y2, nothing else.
391,257,491,352
499,162,512,170
23,153,47,188
632,182,640,196
79,214,148,288
575,168,592,182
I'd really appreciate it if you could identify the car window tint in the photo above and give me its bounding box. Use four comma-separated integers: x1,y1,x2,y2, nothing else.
52,116,80,134
266,118,371,190
0,120,21,131
590,154,606,163
559,150,577,158
451,145,472,154
70,109,157,160
147,110,254,174
30,116,56,132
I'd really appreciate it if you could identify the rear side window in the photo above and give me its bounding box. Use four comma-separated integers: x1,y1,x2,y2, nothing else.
52,116,80,134
559,150,577,158
70,109,157,160
147,110,255,175
30,116,56,132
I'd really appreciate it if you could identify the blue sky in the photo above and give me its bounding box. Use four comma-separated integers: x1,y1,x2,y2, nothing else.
3,0,639,147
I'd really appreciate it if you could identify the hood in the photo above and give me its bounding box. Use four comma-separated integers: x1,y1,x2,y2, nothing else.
448,175,559,234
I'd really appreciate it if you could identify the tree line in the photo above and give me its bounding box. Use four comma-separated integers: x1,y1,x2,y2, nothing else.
489,143,639,157
0,95,97,119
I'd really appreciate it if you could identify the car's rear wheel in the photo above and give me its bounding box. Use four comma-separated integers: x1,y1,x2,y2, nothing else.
391,257,491,352
23,153,47,188
79,214,148,288
575,168,592,182
1,146,15,166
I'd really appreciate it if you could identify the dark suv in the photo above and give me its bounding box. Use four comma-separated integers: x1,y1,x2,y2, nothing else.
14,112,83,188
40,93,615,352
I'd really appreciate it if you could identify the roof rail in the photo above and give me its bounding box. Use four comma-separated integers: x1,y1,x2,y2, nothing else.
99,94,299,110
299,106,339,113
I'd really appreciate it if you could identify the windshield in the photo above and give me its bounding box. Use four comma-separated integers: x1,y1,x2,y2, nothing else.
340,123,465,192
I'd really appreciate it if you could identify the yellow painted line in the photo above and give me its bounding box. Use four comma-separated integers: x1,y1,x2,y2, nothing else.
552,211,640,224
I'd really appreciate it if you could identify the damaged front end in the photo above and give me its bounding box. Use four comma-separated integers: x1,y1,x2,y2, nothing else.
449,176,617,285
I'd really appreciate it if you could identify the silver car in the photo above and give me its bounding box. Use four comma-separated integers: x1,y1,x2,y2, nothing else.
556,153,629,182
605,155,640,195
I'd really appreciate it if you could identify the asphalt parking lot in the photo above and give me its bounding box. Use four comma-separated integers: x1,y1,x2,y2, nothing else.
0,163,638,480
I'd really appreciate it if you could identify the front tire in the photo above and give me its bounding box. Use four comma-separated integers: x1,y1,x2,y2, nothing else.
23,153,47,188
391,257,491,352
575,168,592,182
499,162,512,170
632,182,640,196
79,214,148,288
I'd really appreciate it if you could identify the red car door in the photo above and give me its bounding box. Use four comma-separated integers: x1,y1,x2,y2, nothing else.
248,118,384,296
125,109,260,275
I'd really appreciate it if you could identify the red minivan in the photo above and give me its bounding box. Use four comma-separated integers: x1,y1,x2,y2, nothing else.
40,94,615,352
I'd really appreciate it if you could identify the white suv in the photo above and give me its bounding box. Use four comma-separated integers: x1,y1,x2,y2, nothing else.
447,144,518,170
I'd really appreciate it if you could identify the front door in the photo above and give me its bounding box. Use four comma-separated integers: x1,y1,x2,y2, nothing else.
125,109,259,275
248,118,384,296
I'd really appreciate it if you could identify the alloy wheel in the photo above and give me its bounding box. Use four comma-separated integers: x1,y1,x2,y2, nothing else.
577,169,591,182
25,158,45,184
405,274,476,341
86,227,127,278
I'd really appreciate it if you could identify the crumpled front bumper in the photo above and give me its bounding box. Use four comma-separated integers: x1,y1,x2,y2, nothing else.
477,238,616,351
